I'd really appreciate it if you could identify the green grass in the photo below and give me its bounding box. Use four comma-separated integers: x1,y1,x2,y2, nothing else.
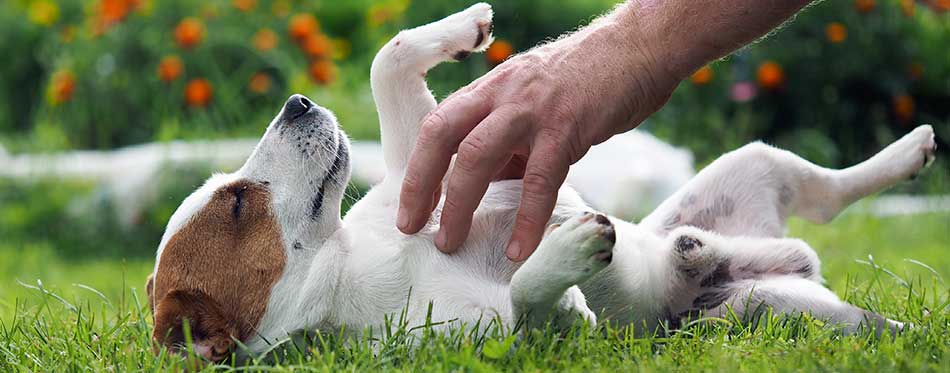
1,212,949,371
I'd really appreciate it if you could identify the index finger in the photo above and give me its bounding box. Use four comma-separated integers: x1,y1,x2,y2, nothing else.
397,92,491,234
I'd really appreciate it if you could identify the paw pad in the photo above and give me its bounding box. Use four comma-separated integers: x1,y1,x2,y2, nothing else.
452,50,472,61
674,235,703,254
602,228,616,245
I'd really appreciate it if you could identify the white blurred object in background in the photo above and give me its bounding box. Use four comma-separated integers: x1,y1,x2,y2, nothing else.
568,130,695,219
3,132,948,227
0,132,695,225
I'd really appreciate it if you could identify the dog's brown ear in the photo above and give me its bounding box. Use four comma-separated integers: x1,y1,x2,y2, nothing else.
152,289,239,362
145,273,155,315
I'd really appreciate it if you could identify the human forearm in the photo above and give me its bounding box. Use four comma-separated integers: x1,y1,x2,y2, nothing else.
621,0,814,80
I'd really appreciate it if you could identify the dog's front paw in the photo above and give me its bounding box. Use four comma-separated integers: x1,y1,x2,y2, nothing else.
917,125,937,170
433,3,494,61
894,125,937,180
540,212,615,285
465,3,494,50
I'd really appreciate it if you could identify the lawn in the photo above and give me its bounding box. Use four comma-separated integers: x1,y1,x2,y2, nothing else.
1,210,948,371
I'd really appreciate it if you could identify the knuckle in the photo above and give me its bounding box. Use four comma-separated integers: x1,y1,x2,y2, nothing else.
465,86,491,101
538,125,570,146
515,209,547,230
515,53,547,70
419,112,451,144
538,125,586,164
522,169,560,195
548,99,579,126
400,175,423,197
455,137,491,171
440,195,468,218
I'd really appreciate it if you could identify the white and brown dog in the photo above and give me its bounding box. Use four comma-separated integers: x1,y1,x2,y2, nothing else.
147,4,938,361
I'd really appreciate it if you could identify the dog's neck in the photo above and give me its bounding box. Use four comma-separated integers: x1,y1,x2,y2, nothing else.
254,224,351,345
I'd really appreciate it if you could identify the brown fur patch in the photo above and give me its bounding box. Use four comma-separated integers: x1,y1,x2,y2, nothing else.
146,273,155,313
153,289,239,361
151,179,286,356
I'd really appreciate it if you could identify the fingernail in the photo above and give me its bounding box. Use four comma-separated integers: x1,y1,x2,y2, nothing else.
506,241,521,261
435,229,448,252
396,208,409,231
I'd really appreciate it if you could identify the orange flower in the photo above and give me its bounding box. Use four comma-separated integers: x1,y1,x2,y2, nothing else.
690,65,714,85
175,18,205,49
99,0,137,24
288,14,319,41
309,60,336,85
301,33,332,59
930,0,950,12
49,70,76,104
94,0,139,35
907,62,924,80
486,40,514,65
900,0,916,16
253,28,278,52
185,78,213,107
855,0,876,13
157,55,184,83
893,95,915,123
756,61,785,90
825,23,847,43
232,0,256,12
248,72,271,94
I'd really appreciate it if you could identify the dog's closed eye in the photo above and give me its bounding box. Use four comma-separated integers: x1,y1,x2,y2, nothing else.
232,186,248,218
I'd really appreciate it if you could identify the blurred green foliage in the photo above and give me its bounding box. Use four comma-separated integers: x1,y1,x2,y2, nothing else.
0,0,947,259
649,0,950,169
1,0,947,163
0,165,203,258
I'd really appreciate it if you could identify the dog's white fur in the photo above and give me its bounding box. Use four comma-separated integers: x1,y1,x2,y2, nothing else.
152,4,938,358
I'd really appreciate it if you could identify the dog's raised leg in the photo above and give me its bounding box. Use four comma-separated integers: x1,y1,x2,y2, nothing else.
669,225,823,285
694,276,906,337
510,213,615,329
641,125,937,238
370,3,493,177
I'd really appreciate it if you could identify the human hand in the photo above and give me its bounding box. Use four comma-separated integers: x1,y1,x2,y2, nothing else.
395,13,679,261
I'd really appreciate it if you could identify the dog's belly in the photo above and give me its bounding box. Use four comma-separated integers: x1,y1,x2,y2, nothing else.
341,179,594,325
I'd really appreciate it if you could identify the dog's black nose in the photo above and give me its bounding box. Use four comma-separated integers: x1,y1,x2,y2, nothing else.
284,94,314,120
